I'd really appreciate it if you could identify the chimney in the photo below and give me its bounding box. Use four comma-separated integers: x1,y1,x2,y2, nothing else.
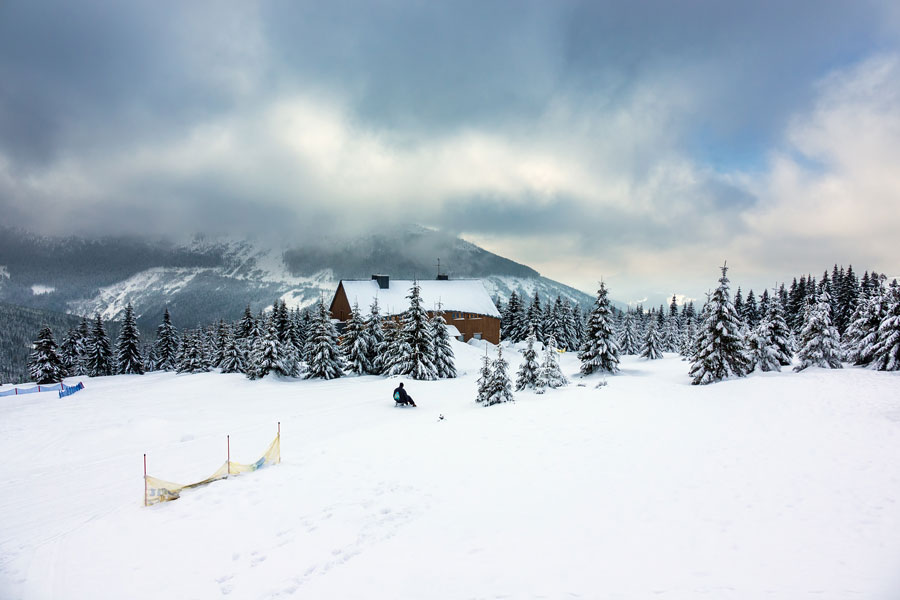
372,274,390,289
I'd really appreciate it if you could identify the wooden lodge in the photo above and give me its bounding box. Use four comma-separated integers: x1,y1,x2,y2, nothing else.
329,274,501,344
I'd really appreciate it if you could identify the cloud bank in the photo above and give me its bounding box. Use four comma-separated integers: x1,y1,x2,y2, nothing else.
0,0,898,300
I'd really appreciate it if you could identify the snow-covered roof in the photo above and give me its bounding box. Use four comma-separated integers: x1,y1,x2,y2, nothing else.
339,279,500,318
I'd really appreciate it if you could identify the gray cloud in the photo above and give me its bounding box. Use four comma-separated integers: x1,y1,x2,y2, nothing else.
1,0,899,299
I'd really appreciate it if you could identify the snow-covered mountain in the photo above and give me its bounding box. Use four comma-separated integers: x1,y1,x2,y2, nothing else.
0,226,597,329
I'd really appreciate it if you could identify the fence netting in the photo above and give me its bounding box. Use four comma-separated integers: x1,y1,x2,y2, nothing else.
145,433,280,506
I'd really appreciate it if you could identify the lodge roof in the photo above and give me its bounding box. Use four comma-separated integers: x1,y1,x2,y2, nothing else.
338,278,500,318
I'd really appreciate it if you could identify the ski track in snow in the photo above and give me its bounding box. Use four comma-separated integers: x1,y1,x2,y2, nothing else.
1,344,899,599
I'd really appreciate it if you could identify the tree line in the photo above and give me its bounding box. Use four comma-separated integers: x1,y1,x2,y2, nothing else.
25,282,458,385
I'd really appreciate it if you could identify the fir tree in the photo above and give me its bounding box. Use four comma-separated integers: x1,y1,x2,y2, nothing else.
579,282,620,375
763,290,793,366
843,286,886,366
237,305,256,340
431,307,457,379
366,298,386,375
743,290,759,329
60,320,88,376
305,301,345,380
341,302,372,375
640,319,663,360
177,330,209,374
501,291,521,341
560,300,579,351
794,290,842,371
664,315,682,353
218,326,246,374
515,329,541,391
679,319,696,359
153,308,180,371
759,289,770,318
484,346,514,406
28,326,65,384
527,292,544,343
689,264,752,385
85,314,114,377
115,303,144,375
390,281,438,380
747,309,788,372
250,315,283,379
869,282,900,371
476,351,492,404
619,311,640,355
380,319,403,376
835,265,859,335
536,335,568,393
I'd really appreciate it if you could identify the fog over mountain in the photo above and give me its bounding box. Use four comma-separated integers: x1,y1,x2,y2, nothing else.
0,225,600,333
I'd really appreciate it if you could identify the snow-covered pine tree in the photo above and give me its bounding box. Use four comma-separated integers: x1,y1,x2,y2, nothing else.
249,315,283,379
560,300,579,351
679,318,696,359
85,314,114,377
430,307,457,379
379,318,403,376
640,318,663,360
664,314,682,353
237,305,256,341
219,325,246,374
305,300,345,380
390,281,438,380
366,298,386,375
794,289,842,372
536,335,568,393
515,329,541,391
177,330,209,374
153,308,180,371
501,291,521,341
747,309,786,372
744,290,760,329
869,281,900,371
764,289,793,366
60,320,87,376
689,264,752,385
579,282,620,375
115,303,144,375
527,292,544,343
843,284,885,366
341,302,372,375
484,346,514,406
476,350,492,404
274,300,291,344
28,326,65,384
619,311,640,355
546,297,566,347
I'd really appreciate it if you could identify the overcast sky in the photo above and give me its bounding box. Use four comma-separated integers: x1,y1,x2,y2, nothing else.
2,0,899,303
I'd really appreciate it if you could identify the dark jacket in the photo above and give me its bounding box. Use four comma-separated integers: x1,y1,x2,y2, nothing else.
394,386,412,404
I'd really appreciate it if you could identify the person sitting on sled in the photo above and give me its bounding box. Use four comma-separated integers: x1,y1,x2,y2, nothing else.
393,382,416,407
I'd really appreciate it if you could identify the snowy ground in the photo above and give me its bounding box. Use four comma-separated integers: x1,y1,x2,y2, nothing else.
1,342,899,599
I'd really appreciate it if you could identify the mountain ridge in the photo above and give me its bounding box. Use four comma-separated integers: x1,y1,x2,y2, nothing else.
0,226,603,330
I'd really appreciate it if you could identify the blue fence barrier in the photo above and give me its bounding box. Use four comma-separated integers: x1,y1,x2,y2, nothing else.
0,382,85,398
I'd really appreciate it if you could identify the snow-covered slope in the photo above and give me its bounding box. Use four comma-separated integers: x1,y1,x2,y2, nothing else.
1,351,898,599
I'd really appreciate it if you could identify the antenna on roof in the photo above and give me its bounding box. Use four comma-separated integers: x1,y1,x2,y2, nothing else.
435,258,449,280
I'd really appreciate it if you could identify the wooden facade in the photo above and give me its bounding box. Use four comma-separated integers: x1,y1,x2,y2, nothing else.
329,278,501,345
